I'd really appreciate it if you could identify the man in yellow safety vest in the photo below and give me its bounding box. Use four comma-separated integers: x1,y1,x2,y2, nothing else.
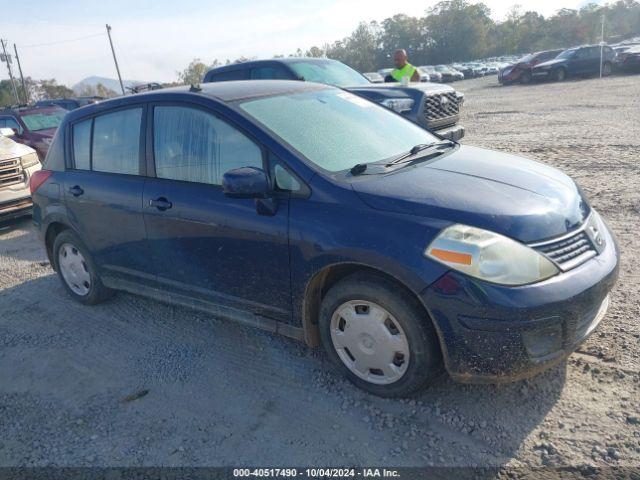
390,49,420,83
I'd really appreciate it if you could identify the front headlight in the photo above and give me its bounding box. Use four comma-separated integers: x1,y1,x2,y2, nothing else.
20,152,40,168
425,224,559,286
380,98,414,113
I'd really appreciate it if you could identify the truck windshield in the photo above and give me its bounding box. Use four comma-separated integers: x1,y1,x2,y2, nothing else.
289,60,370,88
239,88,438,172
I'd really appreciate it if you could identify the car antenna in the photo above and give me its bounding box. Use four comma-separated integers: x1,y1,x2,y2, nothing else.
190,83,202,92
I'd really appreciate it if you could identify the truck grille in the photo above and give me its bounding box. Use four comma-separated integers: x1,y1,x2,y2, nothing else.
530,229,597,271
423,92,460,127
0,158,25,188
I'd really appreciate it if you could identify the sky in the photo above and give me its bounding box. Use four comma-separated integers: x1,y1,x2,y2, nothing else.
2,0,605,87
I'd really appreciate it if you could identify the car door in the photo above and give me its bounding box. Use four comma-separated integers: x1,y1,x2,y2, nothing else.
569,49,590,74
142,102,292,322
63,106,153,285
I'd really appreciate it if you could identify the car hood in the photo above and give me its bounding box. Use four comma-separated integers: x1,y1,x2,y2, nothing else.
28,128,57,140
0,135,37,158
351,145,589,243
534,59,566,69
346,82,455,99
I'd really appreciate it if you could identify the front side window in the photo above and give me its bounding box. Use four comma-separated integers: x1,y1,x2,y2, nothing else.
288,60,369,87
239,88,438,172
92,108,142,175
153,106,262,185
250,66,291,80
0,117,22,134
72,119,91,170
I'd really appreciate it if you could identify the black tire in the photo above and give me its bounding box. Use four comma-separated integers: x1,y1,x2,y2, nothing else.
520,70,532,84
553,67,566,82
603,62,612,76
52,229,113,305
319,273,443,397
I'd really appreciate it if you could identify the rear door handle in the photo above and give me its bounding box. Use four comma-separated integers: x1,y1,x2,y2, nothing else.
68,185,84,197
149,197,172,211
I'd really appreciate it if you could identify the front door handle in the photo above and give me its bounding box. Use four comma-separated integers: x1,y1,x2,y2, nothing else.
149,197,172,211
68,185,84,197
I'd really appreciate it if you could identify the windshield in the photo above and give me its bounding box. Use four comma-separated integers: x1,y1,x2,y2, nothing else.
289,60,370,88
517,53,535,63
239,88,438,172
557,49,577,59
20,110,66,131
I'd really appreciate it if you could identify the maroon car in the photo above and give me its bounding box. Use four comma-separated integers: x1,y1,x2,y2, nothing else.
0,105,67,160
499,49,564,85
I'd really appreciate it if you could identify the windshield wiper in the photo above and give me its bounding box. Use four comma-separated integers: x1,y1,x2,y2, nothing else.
385,140,455,167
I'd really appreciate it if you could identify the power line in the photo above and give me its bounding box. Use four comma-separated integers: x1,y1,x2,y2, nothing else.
18,32,105,49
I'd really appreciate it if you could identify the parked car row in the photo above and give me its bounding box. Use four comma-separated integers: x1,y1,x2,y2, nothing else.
499,42,639,85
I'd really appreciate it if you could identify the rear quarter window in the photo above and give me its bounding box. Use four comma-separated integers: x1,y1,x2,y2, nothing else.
72,119,91,170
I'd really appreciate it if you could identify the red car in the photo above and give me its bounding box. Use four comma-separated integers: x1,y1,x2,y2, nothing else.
499,49,564,85
0,105,67,160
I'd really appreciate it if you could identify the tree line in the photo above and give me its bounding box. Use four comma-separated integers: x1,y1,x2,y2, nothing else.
178,0,640,83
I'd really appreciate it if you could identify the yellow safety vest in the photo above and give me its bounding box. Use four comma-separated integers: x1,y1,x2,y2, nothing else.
391,63,417,82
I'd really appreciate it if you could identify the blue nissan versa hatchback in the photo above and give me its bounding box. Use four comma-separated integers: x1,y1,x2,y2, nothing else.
31,81,619,397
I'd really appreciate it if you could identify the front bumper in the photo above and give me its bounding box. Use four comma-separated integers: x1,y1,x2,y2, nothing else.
434,124,465,141
421,222,619,383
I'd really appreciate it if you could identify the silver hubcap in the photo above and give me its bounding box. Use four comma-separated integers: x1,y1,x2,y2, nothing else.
58,243,91,296
330,300,410,385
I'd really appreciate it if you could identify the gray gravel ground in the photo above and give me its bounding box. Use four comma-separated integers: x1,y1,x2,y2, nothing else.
0,74,639,470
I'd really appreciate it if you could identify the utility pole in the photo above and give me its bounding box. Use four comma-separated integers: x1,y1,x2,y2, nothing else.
1,38,19,104
13,43,28,104
599,14,605,79
105,24,125,95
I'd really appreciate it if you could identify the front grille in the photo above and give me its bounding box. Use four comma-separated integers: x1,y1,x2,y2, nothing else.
531,229,597,271
0,158,24,188
423,92,460,127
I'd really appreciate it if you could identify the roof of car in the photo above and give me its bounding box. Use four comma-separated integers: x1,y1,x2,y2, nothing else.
205,57,339,75
62,80,330,123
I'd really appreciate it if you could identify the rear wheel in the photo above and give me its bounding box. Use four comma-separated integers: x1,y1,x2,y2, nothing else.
319,273,442,397
553,67,566,82
53,230,113,305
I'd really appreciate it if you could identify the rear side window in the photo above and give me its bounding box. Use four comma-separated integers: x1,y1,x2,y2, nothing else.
72,119,91,170
250,66,291,80
208,69,246,82
153,105,262,185
92,108,142,175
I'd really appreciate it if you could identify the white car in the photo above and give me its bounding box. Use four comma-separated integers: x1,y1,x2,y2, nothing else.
0,128,41,220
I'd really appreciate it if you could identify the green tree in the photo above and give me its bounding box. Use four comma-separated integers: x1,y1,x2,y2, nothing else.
177,58,209,85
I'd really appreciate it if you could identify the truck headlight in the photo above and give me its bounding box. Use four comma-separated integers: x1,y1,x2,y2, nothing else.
425,224,559,286
20,152,40,168
381,98,414,113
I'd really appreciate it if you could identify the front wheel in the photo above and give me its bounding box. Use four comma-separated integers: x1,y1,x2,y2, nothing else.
319,273,443,397
553,67,566,82
603,62,612,76
520,71,532,84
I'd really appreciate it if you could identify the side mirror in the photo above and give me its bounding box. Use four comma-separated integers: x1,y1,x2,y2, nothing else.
222,166,270,198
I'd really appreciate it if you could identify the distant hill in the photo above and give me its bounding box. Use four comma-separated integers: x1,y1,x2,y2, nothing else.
73,76,143,95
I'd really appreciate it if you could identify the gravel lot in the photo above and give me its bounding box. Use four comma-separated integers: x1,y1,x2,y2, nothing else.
1,74,639,471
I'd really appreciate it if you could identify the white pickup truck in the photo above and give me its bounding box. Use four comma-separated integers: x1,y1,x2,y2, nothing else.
0,128,41,220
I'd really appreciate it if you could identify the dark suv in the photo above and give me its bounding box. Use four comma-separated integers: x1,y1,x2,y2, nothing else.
0,105,67,160
532,45,616,81
203,58,465,141
31,81,618,397
499,49,564,84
